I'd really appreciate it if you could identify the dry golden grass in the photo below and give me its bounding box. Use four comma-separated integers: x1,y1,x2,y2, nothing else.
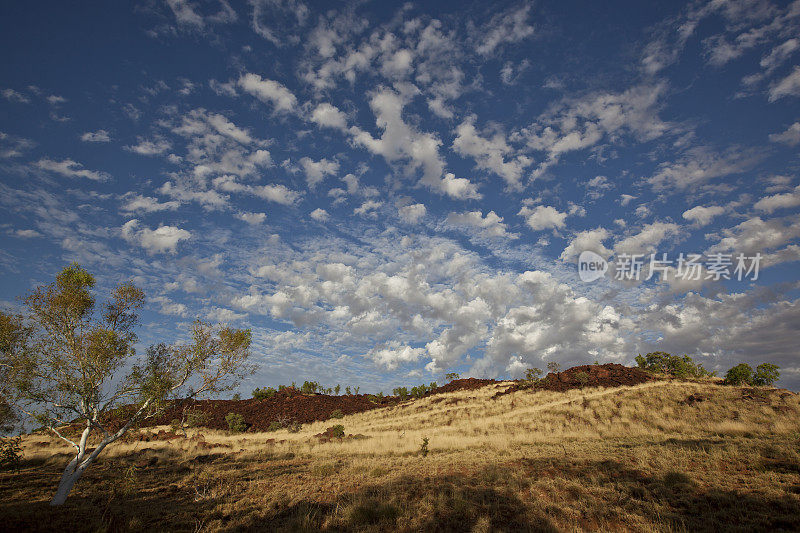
3,380,800,532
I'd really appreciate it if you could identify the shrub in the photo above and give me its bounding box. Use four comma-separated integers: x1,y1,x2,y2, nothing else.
753,363,780,386
330,409,344,419
286,421,302,433
419,436,429,457
267,421,283,432
410,385,428,399
301,381,322,394
252,387,277,400
445,372,460,381
225,412,246,433
231,393,241,401
334,384,341,395
546,361,561,374
170,419,183,433
185,409,209,428
636,352,714,378
393,387,409,400
329,425,345,438
0,436,23,472
575,371,590,387
724,364,754,385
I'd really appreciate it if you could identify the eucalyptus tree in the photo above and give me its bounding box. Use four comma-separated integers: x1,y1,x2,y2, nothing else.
0,264,255,505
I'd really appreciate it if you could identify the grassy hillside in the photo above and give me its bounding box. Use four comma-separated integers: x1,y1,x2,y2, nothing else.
2,379,800,532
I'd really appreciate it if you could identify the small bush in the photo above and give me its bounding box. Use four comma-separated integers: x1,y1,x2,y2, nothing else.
185,409,209,428
753,363,780,386
445,372,460,381
231,392,241,401
725,364,753,385
225,412,246,433
286,421,302,433
0,436,23,472
575,371,590,387
252,387,277,400
267,421,283,432
419,436,429,457
301,381,322,394
393,387,409,400
330,409,344,419
329,424,345,438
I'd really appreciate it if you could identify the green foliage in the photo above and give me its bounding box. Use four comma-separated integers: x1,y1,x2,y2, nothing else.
0,398,18,434
185,409,209,428
724,364,754,385
225,412,246,433
753,363,780,386
445,372,460,382
525,368,543,382
408,382,439,399
547,361,561,374
267,421,283,432
393,387,409,400
574,371,590,387
231,393,241,401
301,381,322,394
330,424,345,438
0,265,256,506
419,436,429,457
635,352,714,378
0,436,23,472
334,384,341,395
252,386,277,400
724,363,780,386
367,392,386,404
345,386,351,395
286,421,302,433
330,409,344,419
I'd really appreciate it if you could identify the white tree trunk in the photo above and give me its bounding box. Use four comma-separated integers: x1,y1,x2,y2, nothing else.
48,399,152,506
50,457,92,506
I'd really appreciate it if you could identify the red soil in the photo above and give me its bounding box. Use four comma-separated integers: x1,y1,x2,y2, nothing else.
429,378,502,394
496,363,656,397
105,388,396,432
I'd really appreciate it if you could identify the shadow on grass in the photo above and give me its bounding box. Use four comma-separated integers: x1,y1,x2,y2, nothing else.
519,457,800,532
2,453,799,532
0,462,556,533
239,471,558,532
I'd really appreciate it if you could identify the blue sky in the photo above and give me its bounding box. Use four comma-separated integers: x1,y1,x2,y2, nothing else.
1,0,799,391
